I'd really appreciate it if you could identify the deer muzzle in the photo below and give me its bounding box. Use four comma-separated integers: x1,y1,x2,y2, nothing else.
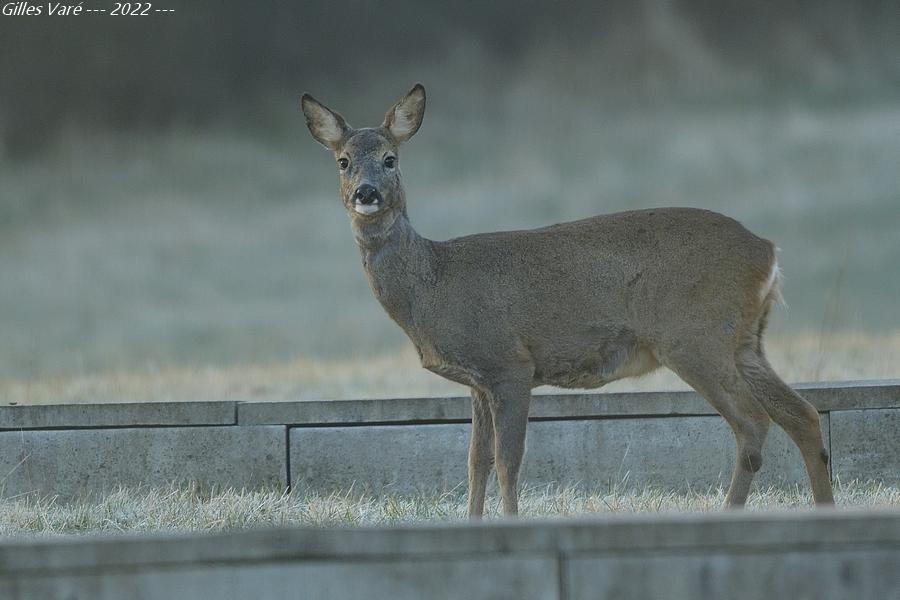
353,184,383,215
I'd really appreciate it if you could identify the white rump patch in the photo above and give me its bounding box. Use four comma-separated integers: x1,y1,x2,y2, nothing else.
760,257,784,304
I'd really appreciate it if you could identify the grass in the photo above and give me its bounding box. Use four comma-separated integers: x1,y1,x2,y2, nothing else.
0,331,896,405
0,480,896,537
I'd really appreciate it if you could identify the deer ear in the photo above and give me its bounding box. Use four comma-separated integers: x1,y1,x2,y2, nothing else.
301,94,351,151
382,83,426,144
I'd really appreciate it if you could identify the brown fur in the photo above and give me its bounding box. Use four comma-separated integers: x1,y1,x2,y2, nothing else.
300,84,835,517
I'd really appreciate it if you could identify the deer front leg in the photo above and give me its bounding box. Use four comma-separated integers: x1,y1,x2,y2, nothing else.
489,381,532,516
467,387,494,519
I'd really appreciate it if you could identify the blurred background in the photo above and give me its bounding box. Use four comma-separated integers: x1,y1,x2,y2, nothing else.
1,0,898,396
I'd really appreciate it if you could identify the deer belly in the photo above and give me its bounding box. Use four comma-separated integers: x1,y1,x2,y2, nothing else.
414,341,487,388
423,362,486,388
532,337,659,389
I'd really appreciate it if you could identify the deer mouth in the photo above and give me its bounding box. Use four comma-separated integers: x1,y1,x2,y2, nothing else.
353,201,382,215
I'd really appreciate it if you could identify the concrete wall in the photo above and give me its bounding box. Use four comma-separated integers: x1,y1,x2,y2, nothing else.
0,426,285,498
0,380,898,499
0,509,897,599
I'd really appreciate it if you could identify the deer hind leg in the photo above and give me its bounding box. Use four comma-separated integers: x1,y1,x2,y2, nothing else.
662,349,771,507
487,380,532,516
467,387,495,519
736,347,835,505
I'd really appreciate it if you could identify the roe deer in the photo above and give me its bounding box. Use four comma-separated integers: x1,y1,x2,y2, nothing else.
300,84,835,518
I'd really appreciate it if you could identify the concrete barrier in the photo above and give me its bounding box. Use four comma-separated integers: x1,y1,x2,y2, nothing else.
0,401,236,430
0,380,897,499
0,509,897,599
0,426,286,499
831,408,900,483
289,416,829,493
237,379,900,425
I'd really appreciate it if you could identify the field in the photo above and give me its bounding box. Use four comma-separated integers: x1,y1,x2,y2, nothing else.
1,481,897,536
1,98,899,388
0,331,898,405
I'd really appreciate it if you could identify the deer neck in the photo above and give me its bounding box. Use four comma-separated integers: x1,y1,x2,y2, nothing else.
353,209,436,333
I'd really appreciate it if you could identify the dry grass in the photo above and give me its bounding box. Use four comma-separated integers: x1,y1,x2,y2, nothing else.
0,331,897,406
0,480,896,537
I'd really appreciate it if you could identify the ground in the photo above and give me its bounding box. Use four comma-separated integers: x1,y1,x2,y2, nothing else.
1,481,896,536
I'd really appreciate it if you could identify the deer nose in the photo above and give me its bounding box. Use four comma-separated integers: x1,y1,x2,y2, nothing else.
354,184,381,205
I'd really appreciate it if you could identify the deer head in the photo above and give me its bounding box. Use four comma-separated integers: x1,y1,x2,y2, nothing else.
301,84,426,229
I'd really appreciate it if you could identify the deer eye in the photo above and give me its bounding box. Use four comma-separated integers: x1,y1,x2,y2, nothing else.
338,157,349,170
383,155,396,169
